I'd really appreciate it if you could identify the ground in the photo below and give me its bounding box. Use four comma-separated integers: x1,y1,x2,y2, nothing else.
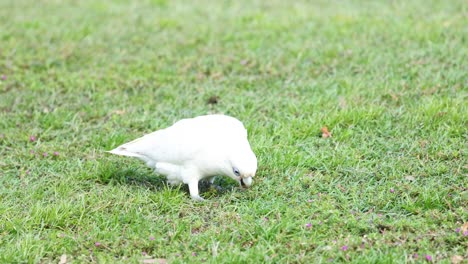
0,0,467,263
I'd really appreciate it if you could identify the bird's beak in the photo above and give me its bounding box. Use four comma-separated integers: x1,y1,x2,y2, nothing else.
240,177,253,188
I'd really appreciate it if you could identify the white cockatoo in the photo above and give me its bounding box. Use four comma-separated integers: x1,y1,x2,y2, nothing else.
108,114,257,201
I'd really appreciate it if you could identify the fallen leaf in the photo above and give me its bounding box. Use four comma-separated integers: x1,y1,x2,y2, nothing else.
211,72,223,79
405,175,415,181
419,140,428,148
461,222,468,233
321,126,332,138
143,259,167,264
422,87,439,95
389,93,399,101
59,254,67,264
336,184,346,192
196,72,205,80
112,110,126,115
451,255,463,264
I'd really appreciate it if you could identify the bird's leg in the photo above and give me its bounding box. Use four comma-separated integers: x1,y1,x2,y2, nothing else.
188,180,204,201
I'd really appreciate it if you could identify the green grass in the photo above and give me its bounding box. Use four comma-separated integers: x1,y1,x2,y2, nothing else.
1,0,467,263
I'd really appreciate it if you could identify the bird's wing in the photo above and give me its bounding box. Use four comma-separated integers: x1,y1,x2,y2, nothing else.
108,114,248,165
108,127,200,164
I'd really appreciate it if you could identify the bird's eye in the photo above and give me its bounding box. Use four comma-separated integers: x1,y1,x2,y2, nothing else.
233,167,240,176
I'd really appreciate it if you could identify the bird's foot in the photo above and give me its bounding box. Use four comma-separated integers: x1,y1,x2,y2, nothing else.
191,195,205,202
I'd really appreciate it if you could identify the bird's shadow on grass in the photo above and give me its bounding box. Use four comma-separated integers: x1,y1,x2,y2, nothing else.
97,162,237,198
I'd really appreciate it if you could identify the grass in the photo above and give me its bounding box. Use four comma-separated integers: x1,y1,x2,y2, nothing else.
0,0,467,263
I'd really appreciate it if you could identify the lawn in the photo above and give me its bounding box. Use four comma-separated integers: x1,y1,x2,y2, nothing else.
0,0,467,263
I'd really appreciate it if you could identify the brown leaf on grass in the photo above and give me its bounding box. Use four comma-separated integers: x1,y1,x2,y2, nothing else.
389,93,399,101
451,255,463,264
211,72,223,79
59,254,67,264
461,222,468,233
405,175,415,181
336,184,346,192
196,72,205,80
240,59,249,66
321,126,332,138
112,110,126,115
143,259,167,264
422,86,439,95
419,140,428,148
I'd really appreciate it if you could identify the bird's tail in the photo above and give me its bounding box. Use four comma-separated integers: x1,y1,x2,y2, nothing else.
106,147,142,158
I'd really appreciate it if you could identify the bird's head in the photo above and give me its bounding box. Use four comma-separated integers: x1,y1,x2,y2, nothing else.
226,148,257,188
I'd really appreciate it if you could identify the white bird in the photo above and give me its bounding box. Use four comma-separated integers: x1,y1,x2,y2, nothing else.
108,114,257,201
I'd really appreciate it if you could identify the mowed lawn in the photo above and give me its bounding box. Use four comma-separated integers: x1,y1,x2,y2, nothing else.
0,0,466,263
